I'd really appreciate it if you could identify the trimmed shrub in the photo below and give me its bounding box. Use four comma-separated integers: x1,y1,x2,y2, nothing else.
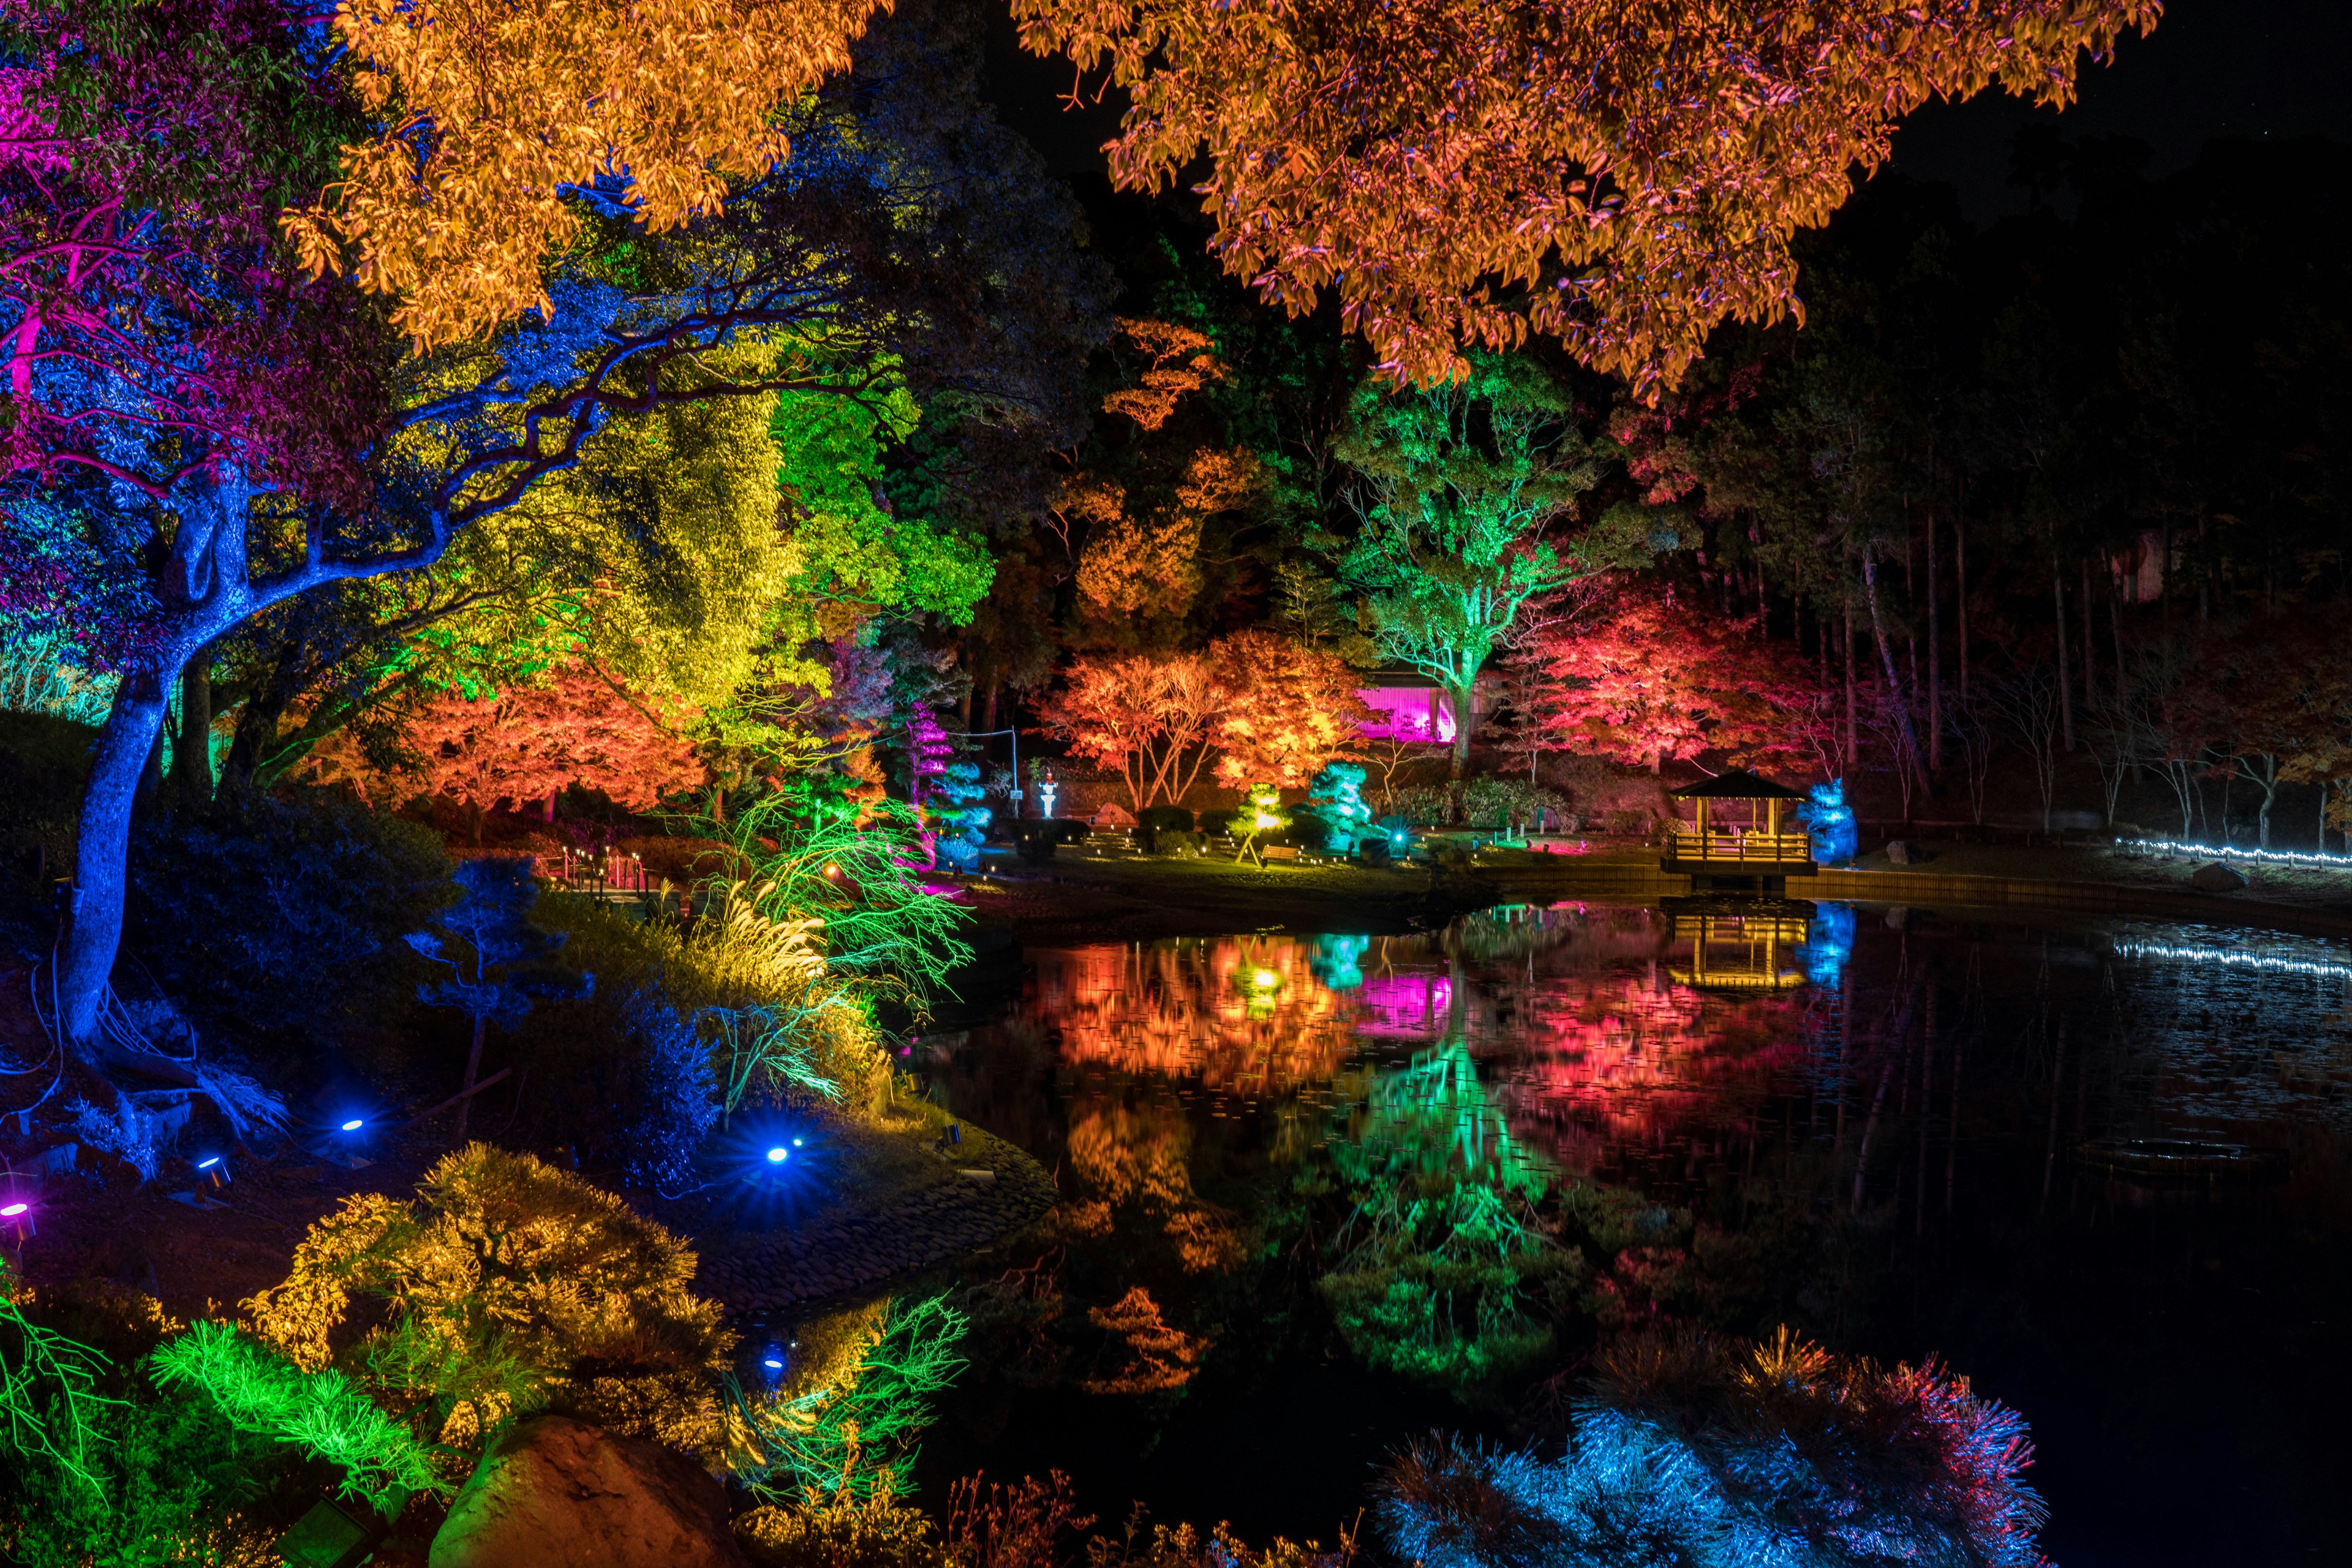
1137,805,1195,834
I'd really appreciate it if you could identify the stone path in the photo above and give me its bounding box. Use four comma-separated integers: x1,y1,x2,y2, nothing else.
694,1124,1056,1313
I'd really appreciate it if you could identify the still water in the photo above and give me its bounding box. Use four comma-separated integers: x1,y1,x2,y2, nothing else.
914,903,2352,1566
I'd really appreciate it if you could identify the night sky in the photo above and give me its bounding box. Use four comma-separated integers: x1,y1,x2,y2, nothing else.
979,0,2352,224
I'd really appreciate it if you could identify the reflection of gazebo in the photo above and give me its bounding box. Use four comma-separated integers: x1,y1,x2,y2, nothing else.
1662,896,1813,990
1660,769,1814,891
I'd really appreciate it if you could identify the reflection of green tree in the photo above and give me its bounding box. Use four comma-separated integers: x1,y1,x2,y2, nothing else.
1335,1037,1553,1199
1313,1038,1579,1395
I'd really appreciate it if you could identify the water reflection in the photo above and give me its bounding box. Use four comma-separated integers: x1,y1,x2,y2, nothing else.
919,903,2352,1562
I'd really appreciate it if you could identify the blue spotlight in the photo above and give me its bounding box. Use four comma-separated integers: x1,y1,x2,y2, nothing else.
766,1147,789,1164
341,1118,364,1132
763,1357,784,1369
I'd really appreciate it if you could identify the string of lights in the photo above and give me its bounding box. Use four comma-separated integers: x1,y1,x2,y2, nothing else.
2117,836,2352,872
2111,940,2352,982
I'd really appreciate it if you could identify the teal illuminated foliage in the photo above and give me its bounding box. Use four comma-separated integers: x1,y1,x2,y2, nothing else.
150,1321,443,1514
1305,761,1371,851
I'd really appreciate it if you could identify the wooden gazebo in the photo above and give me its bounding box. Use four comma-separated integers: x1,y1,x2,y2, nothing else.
1660,769,1815,891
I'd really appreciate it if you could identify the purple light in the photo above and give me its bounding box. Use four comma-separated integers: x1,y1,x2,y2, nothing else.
0,1203,26,1218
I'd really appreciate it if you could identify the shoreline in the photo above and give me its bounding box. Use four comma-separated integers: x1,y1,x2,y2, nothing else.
959,842,2352,948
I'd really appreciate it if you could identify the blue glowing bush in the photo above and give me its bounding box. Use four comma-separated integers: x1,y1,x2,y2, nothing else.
1378,1327,2048,1568
1798,779,1858,867
1306,761,1373,850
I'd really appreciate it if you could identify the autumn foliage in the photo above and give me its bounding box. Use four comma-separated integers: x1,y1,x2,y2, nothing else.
1041,635,1368,809
307,663,706,817
287,0,893,349
1014,0,2157,394
1530,589,1821,774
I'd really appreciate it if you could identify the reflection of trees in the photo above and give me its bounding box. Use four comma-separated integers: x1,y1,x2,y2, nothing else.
1063,1100,1242,1274
1033,939,1358,1093
1497,973,1806,1176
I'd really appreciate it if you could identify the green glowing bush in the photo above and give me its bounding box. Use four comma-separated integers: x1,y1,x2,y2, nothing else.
0,1275,286,1568
735,1294,968,1502
150,1321,441,1514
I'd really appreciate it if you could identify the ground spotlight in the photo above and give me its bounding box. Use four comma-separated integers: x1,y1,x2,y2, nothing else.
1,1200,32,1238
197,1155,230,1188
341,1118,364,1132
766,1146,790,1164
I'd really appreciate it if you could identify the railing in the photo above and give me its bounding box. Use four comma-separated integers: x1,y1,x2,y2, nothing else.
1663,829,1814,864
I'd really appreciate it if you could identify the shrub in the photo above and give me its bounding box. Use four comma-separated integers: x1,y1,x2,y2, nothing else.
1196,808,1237,835
0,1271,290,1568
1136,805,1194,834
1280,810,1331,850
1604,807,1650,836
243,1144,738,1473
736,1483,949,1568
1458,777,1569,832
128,788,453,1046
1376,1328,2049,1568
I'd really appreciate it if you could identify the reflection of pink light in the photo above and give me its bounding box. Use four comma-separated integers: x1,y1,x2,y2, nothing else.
1354,973,1450,1038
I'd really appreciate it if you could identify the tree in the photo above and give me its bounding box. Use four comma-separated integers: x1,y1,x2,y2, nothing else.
1207,630,1371,792
2176,614,2352,850
1039,652,1227,810
1327,355,1642,778
407,857,592,1144
1012,0,2155,394
1533,588,1819,777
306,662,707,835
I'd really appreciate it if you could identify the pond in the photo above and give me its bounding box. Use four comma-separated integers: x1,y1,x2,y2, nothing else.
906,902,2352,1566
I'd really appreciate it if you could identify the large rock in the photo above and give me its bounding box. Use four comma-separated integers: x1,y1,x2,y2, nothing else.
2192,861,2248,892
429,1416,747,1568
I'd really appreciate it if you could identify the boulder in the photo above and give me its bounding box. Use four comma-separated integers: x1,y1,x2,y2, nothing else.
1885,839,1913,865
2192,861,2248,892
429,1416,747,1568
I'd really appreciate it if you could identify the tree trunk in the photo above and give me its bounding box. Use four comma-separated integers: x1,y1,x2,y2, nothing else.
1955,511,1969,704
1927,505,1942,774
2080,557,2098,717
2051,552,2074,750
1861,553,1929,795
1447,676,1474,779
175,656,214,810
2111,598,2125,709
57,675,175,1047
543,791,557,823
454,1014,487,1144
1842,592,1858,775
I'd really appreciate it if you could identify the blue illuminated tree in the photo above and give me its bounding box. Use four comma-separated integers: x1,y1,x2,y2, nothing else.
1800,778,1859,867
407,858,590,1144
931,761,991,873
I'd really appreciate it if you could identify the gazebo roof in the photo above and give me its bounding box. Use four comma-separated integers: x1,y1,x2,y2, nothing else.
1668,769,1809,802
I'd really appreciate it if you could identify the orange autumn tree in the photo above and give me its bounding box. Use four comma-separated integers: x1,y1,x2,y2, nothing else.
286,0,893,349
1014,0,2158,395
1039,652,1231,811
309,663,708,835
1208,631,1372,791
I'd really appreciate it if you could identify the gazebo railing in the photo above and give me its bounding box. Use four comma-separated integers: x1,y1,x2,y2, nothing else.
1663,828,1814,863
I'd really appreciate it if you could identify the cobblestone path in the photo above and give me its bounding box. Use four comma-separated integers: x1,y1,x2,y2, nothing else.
695,1123,1055,1312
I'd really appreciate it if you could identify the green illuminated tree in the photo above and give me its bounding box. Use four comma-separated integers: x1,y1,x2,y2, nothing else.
1325,356,1651,777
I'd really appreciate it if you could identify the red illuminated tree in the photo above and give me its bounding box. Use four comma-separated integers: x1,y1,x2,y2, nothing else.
1534,589,1820,775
